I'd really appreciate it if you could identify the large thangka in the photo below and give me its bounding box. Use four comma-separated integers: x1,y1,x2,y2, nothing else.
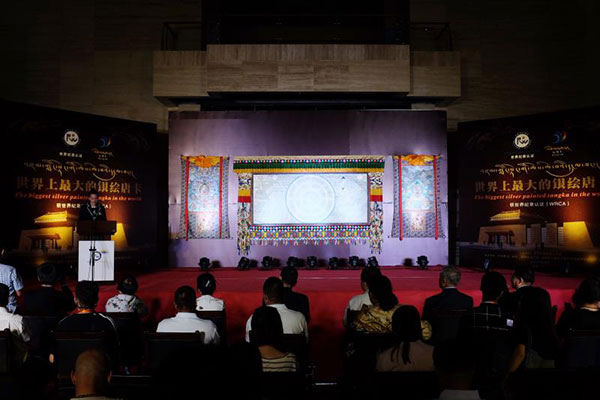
392,155,443,239
179,156,230,239
233,156,385,255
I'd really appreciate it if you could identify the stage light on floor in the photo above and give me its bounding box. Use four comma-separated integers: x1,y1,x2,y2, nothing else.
261,256,273,270
417,255,429,269
367,256,379,268
237,257,250,271
349,256,361,269
287,256,299,268
328,257,339,270
198,257,211,271
306,256,318,269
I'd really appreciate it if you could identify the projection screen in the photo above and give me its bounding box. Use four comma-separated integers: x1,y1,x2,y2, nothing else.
252,173,369,225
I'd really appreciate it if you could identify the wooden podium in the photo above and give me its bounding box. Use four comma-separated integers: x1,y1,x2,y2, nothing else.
77,221,117,282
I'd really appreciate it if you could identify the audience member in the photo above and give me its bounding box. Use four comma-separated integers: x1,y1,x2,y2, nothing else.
281,266,310,322
105,274,148,315
23,263,75,316
422,267,473,324
462,271,511,335
196,272,225,311
507,286,558,371
156,285,220,344
250,305,298,372
70,349,116,400
556,276,600,336
352,274,400,333
376,305,434,372
504,265,535,316
0,248,24,312
0,282,30,365
55,281,119,360
434,340,481,400
343,266,382,325
246,277,308,341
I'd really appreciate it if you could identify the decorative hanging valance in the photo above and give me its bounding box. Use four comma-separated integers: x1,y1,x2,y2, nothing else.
234,155,385,254
392,155,443,240
179,156,230,240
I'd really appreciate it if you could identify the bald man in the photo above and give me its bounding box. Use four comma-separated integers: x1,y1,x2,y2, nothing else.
71,349,116,400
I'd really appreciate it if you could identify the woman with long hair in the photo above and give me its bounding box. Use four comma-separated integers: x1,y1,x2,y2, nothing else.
376,305,434,371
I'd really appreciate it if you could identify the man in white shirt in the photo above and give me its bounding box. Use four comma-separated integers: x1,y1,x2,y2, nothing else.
196,273,225,311
0,283,30,364
342,266,382,325
157,285,220,345
0,256,24,312
246,277,308,342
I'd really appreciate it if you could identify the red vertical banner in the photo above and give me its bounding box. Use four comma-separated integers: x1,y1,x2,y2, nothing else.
184,157,190,241
433,156,439,240
398,156,403,240
218,156,223,239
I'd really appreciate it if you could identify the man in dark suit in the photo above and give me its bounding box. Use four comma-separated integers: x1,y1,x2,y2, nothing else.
23,263,75,316
423,266,473,344
281,266,310,323
503,265,535,317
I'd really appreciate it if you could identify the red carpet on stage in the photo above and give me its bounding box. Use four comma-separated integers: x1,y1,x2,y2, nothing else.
92,266,579,380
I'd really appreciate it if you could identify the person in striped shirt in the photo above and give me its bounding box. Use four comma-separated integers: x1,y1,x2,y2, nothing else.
250,305,298,373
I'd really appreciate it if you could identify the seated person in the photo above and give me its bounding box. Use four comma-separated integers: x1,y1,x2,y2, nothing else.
246,277,308,342
105,274,148,315
0,252,24,313
196,273,225,311
503,265,535,317
557,276,600,336
422,266,473,323
352,274,400,333
71,349,116,400
507,286,558,372
376,305,434,372
0,283,30,365
281,266,310,323
343,266,382,325
157,285,220,344
462,271,511,335
23,263,75,316
250,305,298,372
55,281,119,360
434,339,481,400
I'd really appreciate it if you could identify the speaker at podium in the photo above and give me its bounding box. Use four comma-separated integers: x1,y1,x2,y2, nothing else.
77,221,117,282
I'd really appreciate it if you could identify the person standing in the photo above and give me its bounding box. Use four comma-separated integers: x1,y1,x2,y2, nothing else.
79,189,107,222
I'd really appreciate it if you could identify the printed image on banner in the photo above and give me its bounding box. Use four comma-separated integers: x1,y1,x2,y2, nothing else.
180,156,229,239
392,155,443,239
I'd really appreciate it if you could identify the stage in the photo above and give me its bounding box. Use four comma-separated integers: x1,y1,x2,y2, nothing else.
88,266,580,380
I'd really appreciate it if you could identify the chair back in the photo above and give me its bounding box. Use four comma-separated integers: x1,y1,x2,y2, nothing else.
369,371,439,399
428,308,468,345
259,372,305,400
22,315,60,356
561,329,600,369
0,329,11,374
145,332,205,373
54,331,109,377
343,332,396,375
102,312,144,366
282,334,309,372
196,310,227,343
346,310,360,326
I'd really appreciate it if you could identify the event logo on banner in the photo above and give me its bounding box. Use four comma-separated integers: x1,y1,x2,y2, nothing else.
456,107,600,269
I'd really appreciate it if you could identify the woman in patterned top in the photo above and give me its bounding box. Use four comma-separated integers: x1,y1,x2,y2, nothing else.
352,274,432,339
250,305,298,372
105,275,148,316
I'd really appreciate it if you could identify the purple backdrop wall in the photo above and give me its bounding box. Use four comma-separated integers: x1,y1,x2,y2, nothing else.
168,110,448,267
